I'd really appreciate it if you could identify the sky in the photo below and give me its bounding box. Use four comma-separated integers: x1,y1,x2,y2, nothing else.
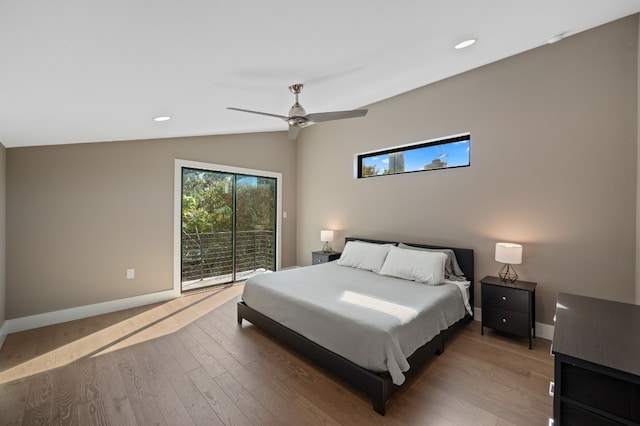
362,139,470,176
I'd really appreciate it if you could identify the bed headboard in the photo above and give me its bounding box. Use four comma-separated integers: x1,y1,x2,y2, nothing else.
345,237,475,315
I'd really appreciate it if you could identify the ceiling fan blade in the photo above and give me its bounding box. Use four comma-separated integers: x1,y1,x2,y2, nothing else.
306,109,368,123
227,107,288,120
288,125,302,140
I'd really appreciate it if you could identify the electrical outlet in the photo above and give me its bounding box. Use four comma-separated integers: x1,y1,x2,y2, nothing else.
126,269,135,279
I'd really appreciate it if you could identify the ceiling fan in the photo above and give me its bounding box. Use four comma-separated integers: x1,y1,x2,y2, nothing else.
227,83,368,140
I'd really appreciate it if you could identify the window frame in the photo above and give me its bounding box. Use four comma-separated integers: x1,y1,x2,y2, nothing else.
355,133,471,179
173,159,282,295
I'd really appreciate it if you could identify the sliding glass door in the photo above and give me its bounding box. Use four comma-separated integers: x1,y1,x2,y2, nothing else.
234,175,276,281
180,166,277,292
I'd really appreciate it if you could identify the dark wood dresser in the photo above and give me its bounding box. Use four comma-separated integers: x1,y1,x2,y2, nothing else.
552,292,640,425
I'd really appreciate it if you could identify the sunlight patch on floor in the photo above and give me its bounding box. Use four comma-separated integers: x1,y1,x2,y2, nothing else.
0,284,244,384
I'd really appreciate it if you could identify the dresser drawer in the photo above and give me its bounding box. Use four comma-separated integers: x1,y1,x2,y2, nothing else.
560,403,623,426
482,307,529,337
482,284,529,313
560,362,640,422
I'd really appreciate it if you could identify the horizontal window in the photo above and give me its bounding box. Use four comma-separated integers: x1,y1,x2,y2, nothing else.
356,133,470,178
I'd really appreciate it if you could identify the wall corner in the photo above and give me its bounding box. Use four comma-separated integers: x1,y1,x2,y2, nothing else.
636,13,640,305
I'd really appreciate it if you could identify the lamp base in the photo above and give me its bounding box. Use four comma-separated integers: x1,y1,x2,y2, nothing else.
498,264,518,283
322,242,333,253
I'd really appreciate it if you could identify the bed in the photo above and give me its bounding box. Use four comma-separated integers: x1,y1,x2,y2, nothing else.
237,237,474,415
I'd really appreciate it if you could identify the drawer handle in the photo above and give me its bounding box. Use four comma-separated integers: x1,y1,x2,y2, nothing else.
548,381,555,397
501,296,507,301
502,318,507,323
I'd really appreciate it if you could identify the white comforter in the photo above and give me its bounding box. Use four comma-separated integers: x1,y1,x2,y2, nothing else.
241,262,468,385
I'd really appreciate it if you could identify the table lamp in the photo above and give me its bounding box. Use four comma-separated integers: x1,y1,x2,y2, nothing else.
495,242,522,283
321,230,334,253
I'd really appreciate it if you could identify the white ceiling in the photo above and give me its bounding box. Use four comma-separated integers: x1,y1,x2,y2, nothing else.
1,1,639,148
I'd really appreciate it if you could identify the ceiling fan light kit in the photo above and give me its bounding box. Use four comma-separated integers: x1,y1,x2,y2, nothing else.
227,83,368,140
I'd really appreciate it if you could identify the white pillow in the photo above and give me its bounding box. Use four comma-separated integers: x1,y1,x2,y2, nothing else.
336,241,393,273
379,246,447,284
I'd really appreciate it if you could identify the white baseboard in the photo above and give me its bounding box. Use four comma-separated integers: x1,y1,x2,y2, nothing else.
535,322,555,341
474,307,554,341
5,288,180,335
0,320,8,351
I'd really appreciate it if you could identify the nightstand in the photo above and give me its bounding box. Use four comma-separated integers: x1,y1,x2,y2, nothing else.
312,251,341,265
480,275,537,349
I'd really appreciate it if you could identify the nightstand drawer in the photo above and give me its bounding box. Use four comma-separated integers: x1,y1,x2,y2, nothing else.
312,251,341,264
482,284,529,313
482,307,529,336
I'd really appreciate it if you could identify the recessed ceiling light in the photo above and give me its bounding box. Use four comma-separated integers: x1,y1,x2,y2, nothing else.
454,39,477,50
153,116,171,122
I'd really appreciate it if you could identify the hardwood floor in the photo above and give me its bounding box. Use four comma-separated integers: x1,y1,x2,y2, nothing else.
0,283,553,425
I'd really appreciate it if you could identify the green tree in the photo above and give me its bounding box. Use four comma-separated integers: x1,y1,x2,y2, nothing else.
181,170,275,233
182,170,234,233
362,164,379,177
236,177,275,231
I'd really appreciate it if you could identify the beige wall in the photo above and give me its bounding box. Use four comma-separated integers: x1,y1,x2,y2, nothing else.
297,16,638,325
0,142,5,329
6,132,296,319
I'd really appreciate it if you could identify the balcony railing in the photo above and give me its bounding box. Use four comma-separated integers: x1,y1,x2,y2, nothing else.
181,229,274,285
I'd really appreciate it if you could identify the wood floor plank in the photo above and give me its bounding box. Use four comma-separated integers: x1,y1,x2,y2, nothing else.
187,367,253,426
293,393,342,425
283,369,391,426
22,372,53,426
0,327,49,382
194,317,256,373
178,324,226,375
92,352,138,426
0,328,40,371
112,346,169,426
250,383,332,426
250,379,345,426
224,358,295,398
213,371,280,426
50,364,79,425
442,347,552,408
160,356,225,425
410,378,501,425
425,351,551,425
383,382,463,426
75,357,101,404
154,333,201,374
199,313,261,366
129,341,196,426
124,394,168,426
113,348,153,401
76,397,110,426
0,378,29,425
237,326,323,385
187,319,242,375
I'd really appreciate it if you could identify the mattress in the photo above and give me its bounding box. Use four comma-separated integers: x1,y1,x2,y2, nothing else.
241,262,468,385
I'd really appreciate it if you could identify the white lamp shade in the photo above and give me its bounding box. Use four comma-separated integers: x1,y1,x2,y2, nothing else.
320,230,334,242
495,242,522,264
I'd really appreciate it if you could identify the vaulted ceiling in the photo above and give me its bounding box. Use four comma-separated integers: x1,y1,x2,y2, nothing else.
1,1,639,147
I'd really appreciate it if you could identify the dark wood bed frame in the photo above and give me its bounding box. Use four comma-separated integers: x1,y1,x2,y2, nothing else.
237,237,474,415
